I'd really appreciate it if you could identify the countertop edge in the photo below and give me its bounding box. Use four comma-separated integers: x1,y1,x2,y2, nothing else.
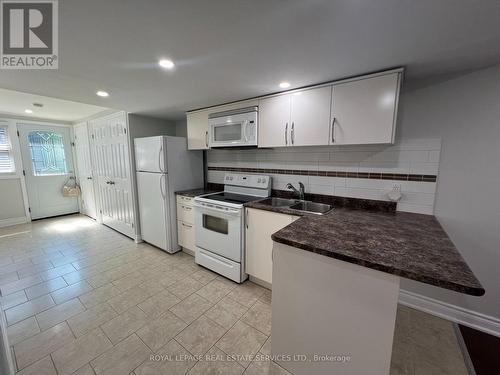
271,232,485,297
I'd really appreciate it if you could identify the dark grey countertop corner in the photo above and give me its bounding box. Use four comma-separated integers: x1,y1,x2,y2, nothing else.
246,200,485,297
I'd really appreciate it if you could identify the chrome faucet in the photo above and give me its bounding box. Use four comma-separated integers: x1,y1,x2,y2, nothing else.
286,182,305,200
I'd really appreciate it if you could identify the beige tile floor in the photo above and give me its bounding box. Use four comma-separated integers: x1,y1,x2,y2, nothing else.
0,215,469,375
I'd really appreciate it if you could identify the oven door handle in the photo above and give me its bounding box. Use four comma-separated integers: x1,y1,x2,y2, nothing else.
194,203,241,216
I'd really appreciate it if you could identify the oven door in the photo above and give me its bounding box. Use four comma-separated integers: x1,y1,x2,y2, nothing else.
194,202,243,262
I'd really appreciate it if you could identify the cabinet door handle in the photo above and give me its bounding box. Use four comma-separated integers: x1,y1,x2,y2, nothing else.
182,222,192,228
245,209,249,229
331,117,336,143
284,123,288,145
291,122,295,145
205,131,209,148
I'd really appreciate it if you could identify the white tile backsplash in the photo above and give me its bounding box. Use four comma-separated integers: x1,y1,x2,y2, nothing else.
207,138,442,215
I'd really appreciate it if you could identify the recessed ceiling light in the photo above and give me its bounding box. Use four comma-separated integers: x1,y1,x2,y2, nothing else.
24,109,33,114
158,59,175,69
279,82,291,89
96,91,109,97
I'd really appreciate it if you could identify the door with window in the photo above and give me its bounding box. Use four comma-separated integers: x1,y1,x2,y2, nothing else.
17,124,78,220
74,122,97,219
90,113,135,238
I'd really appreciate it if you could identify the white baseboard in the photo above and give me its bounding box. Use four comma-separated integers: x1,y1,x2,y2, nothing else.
249,276,272,290
399,289,500,338
0,216,28,228
0,305,16,375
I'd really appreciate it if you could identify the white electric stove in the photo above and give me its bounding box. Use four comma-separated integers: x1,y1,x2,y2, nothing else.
194,173,271,282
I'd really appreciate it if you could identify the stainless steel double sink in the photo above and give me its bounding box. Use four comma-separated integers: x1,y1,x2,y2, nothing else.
256,197,333,215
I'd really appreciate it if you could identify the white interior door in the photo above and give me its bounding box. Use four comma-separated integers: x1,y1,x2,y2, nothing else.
90,113,135,238
17,123,79,220
74,122,97,219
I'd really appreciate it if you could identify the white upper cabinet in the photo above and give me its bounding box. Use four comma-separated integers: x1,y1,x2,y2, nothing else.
258,94,291,148
187,110,210,150
290,86,332,146
186,69,402,149
331,72,401,145
259,86,332,147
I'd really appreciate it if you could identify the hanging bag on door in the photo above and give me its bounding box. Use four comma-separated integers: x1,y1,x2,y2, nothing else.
62,176,81,197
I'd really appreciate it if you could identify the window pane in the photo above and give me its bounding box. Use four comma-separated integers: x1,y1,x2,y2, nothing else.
28,131,68,176
0,127,14,173
0,151,14,173
0,127,9,148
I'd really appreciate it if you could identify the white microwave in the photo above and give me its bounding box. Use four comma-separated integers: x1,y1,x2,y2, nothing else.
208,107,258,148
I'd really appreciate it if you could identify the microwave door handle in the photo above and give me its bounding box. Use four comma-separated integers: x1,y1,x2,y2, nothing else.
243,121,249,142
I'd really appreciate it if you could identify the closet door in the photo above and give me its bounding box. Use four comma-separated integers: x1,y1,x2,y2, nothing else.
74,122,97,219
91,113,135,238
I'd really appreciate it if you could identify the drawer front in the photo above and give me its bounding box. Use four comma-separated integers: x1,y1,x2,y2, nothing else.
177,195,194,206
178,220,195,250
177,202,194,224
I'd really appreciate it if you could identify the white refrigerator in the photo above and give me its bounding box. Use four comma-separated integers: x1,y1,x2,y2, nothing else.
134,136,203,253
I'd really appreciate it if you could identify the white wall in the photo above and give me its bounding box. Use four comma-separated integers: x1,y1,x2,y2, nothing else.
397,65,500,326
175,119,187,137
0,179,25,220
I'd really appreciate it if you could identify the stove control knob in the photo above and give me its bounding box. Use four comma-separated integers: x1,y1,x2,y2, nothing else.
257,178,261,183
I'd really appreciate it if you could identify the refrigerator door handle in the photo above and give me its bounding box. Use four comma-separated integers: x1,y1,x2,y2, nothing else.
158,145,164,173
159,174,166,199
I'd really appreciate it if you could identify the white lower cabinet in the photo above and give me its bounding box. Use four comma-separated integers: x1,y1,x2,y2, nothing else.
245,208,299,284
178,220,195,250
177,195,195,252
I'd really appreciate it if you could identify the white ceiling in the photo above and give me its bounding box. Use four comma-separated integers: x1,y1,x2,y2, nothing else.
0,88,109,122
0,0,499,120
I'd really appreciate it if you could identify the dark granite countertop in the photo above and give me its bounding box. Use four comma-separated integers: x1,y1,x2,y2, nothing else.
246,200,484,296
175,188,219,197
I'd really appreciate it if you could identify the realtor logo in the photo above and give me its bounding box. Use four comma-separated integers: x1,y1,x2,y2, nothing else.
1,0,58,69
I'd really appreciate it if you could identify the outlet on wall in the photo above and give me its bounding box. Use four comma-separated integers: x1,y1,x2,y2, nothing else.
388,184,403,202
